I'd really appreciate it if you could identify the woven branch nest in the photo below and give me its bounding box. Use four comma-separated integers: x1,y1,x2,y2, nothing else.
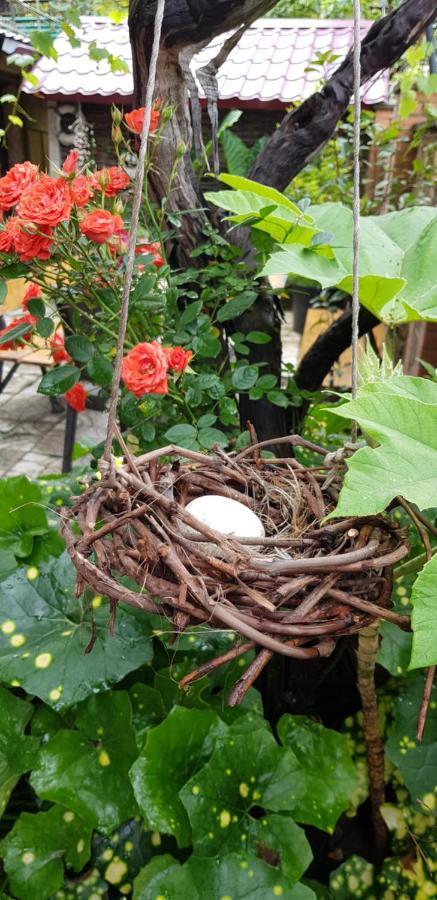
61,436,410,705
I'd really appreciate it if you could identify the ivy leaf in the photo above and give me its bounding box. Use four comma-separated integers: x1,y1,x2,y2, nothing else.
0,805,91,900
0,553,153,709
180,726,305,855
386,675,437,799
327,376,437,518
0,476,62,566
30,692,139,834
277,715,358,831
0,687,39,817
409,555,437,669
38,366,79,396
130,706,227,847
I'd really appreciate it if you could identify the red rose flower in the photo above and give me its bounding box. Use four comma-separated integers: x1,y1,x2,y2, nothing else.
0,219,16,252
79,209,124,244
0,162,39,211
22,282,41,311
91,166,130,197
0,313,36,350
65,383,87,412
124,103,160,135
165,346,193,373
135,241,163,267
13,220,53,261
62,150,79,175
121,341,169,397
17,174,71,227
70,175,94,208
50,333,70,364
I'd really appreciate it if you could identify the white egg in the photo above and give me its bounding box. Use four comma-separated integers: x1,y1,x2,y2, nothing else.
182,494,264,559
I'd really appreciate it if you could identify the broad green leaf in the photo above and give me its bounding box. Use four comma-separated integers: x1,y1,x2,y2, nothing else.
220,129,252,176
409,555,437,669
198,426,228,449
179,300,203,327
93,818,152,892
0,687,39,817
0,321,35,347
330,856,375,899
217,174,306,217
277,715,358,831
130,706,227,847
327,377,437,517
337,275,406,320
26,297,45,318
0,805,91,900
35,318,54,339
30,692,138,833
0,549,17,582
246,814,312,884
0,476,62,566
30,31,58,61
0,553,153,709
134,852,316,900
386,675,437,799
232,365,259,390
261,243,343,288
180,727,304,855
164,423,198,450
87,353,113,387
38,366,79,396
377,621,413,676
129,683,167,749
65,335,94,363
216,290,257,322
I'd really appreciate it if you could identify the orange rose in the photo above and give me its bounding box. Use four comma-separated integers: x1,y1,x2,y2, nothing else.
50,333,70,364
70,175,94,208
135,240,163,267
124,103,160,135
65,383,87,412
0,313,36,350
12,219,53,261
121,341,169,397
79,209,124,244
62,150,79,175
165,346,193,373
91,166,130,197
0,161,39,211
22,282,41,311
17,175,71,227
0,218,16,252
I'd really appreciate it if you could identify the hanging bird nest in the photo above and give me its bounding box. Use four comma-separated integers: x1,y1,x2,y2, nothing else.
61,436,410,705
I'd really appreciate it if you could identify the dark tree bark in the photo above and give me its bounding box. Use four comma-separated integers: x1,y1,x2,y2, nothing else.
128,0,436,442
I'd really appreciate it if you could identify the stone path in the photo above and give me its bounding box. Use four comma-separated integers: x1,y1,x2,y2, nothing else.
0,309,301,479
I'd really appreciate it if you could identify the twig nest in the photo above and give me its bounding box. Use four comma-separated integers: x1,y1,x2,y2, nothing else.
182,494,265,559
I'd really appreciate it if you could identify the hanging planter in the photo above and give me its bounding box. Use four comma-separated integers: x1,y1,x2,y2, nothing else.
61,435,409,705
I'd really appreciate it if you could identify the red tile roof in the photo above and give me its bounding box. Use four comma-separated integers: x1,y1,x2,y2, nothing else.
23,16,390,107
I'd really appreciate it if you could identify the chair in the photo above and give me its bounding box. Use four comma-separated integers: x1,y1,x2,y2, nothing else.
0,279,77,473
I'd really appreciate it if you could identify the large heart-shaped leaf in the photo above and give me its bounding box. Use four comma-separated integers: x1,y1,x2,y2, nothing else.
0,805,91,900
133,852,316,900
0,477,63,569
180,725,305,855
30,691,139,833
327,376,437,518
409,554,437,670
130,706,227,847
386,675,437,799
277,715,358,831
0,687,39,817
0,553,153,709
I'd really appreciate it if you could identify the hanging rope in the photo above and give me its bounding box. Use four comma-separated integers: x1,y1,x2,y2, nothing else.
102,0,165,466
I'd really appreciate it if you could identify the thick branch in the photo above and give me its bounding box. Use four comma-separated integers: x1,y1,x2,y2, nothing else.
295,306,379,392
250,0,437,188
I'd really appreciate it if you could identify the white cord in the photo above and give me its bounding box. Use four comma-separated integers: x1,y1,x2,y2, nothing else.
351,0,362,409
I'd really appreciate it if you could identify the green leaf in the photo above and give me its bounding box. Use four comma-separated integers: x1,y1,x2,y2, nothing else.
30,692,138,833
197,414,217,428
0,553,153,709
0,548,17,582
164,424,198,450
192,332,221,358
330,856,376,899
26,298,45,318
65,335,94,363
267,389,289,408
179,301,203,327
0,687,39,817
38,366,79,396
0,263,28,280
30,31,58,61
232,365,259,390
246,331,271,344
219,397,238,425
0,281,6,304
129,683,167,749
386,675,437,799
377,621,413,677
327,377,437,518
0,805,91,900
0,476,61,566
35,317,54,339
217,174,305,217
277,715,358,831
409,555,437,669
130,706,227,847
0,321,34,347
198,426,228,449
180,726,304,855
220,130,252,176
87,353,113,387
194,373,225,398
216,291,257,323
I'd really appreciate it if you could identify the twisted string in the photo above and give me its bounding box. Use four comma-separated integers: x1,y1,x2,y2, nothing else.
351,0,362,409
102,0,166,466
